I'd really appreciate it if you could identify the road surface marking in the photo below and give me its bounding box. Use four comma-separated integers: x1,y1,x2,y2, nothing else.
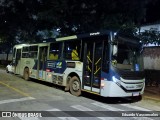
47,108,79,120
120,104,154,120
92,102,154,120
71,105,93,111
0,81,31,97
57,117,79,120
120,104,151,111
92,102,124,111
18,117,40,120
47,108,61,111
71,105,115,120
0,97,35,105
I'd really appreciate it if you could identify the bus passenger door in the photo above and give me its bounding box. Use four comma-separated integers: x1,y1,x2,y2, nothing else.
83,41,103,93
37,46,48,79
15,49,22,74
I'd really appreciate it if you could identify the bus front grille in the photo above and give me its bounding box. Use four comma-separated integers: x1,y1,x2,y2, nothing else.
120,71,144,80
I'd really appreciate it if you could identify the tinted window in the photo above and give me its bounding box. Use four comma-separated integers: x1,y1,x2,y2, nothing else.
22,46,29,58
63,40,81,60
102,40,109,72
49,43,61,60
30,46,38,58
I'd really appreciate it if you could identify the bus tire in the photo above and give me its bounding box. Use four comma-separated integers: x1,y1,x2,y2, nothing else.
65,76,71,91
69,76,81,96
23,68,30,81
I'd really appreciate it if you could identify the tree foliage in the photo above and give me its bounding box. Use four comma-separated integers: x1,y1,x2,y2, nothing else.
38,0,149,35
139,29,160,45
0,0,158,46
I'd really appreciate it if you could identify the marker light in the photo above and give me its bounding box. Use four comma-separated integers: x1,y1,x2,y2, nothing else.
48,74,52,78
101,82,105,87
46,69,50,72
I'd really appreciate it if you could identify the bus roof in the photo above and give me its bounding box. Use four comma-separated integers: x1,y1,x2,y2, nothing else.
56,30,117,41
13,30,117,46
13,44,30,48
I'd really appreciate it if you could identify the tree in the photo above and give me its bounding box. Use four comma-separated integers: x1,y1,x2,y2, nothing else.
139,29,160,45
0,0,157,44
145,0,160,24
36,0,151,35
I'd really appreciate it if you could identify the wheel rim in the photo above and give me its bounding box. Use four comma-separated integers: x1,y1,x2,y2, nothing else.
72,81,80,91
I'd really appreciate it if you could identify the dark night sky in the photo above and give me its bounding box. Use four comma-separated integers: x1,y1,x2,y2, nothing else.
145,0,160,24
0,0,160,53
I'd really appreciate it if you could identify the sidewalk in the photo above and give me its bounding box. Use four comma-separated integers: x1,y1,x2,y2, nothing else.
143,86,160,102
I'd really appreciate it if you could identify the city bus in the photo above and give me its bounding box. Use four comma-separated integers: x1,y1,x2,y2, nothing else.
9,30,145,98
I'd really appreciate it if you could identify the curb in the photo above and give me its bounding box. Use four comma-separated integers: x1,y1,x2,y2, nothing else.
145,90,160,95
143,95,160,102
143,88,160,102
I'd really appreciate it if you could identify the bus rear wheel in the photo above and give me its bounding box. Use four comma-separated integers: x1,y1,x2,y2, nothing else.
23,68,30,81
69,76,81,96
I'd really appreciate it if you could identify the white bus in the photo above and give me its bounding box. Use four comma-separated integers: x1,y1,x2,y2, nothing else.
9,30,145,98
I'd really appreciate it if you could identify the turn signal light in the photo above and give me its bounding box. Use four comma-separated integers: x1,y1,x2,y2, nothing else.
101,83,105,87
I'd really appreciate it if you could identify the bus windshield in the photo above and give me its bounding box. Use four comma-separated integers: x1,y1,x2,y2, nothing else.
112,43,143,71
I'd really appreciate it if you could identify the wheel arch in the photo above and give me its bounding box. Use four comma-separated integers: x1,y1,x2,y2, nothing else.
65,72,81,91
67,72,81,84
23,66,30,73
23,66,30,80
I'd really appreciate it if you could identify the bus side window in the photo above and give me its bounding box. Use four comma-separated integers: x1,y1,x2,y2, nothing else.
13,48,16,58
16,49,21,60
49,43,60,60
22,46,29,58
71,48,79,60
64,41,81,60
30,46,38,59
41,48,47,61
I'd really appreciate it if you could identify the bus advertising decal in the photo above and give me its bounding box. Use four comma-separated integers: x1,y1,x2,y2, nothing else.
46,60,66,74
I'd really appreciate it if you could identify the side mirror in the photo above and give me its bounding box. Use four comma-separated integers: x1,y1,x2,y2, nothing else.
112,45,118,56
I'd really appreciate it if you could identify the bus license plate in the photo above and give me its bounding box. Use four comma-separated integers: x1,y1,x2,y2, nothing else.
133,92,139,96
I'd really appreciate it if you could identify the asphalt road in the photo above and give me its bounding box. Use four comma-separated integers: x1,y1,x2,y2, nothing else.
0,69,159,120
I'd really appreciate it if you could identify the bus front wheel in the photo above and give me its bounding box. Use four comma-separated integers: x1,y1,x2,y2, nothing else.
23,68,30,81
69,76,81,96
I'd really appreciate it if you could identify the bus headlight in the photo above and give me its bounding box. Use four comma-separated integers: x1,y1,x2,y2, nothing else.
112,76,121,85
101,82,105,87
